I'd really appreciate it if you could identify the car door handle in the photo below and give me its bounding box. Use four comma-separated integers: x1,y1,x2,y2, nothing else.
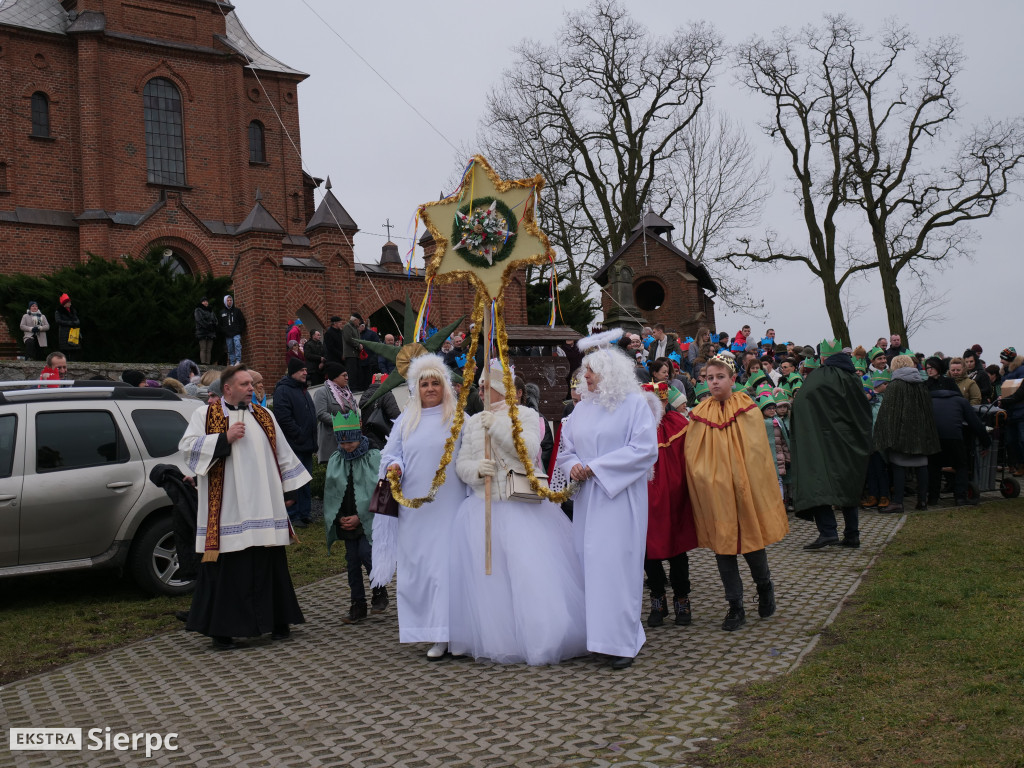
0,494,16,501
106,481,135,489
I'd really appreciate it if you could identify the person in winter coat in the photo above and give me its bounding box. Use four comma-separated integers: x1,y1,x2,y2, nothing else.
286,319,303,347
874,355,941,513
54,293,80,359
313,363,358,463
948,358,982,406
219,296,247,366
963,349,993,403
790,343,872,549
193,297,219,365
273,358,317,527
862,371,891,510
304,330,326,386
359,373,401,451
928,379,990,506
998,348,1024,476
20,301,49,360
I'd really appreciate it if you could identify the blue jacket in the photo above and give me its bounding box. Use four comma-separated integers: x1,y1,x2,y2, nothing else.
929,389,990,446
273,375,318,454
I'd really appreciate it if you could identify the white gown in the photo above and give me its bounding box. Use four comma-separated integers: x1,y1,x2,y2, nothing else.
555,392,658,658
449,406,588,665
378,405,465,643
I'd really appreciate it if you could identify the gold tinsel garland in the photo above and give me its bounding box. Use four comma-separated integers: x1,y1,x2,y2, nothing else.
494,297,576,505
385,293,485,508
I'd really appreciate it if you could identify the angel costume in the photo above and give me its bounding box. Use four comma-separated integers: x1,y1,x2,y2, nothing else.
179,399,311,640
375,405,465,644
555,347,659,661
449,403,588,665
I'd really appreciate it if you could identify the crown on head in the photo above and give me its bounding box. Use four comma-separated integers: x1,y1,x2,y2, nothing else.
333,410,361,431
820,338,843,359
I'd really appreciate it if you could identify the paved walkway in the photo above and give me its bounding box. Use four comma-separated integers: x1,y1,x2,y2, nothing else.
2,512,907,768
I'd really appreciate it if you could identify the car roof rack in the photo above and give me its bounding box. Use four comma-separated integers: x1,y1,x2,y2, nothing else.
0,381,182,403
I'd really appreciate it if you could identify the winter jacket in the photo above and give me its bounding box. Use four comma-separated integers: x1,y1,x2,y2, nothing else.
193,304,218,340
218,302,247,337
929,389,991,446
359,383,401,449
1000,365,1024,419
149,464,200,579
323,326,345,364
54,305,80,351
304,338,325,372
273,375,318,454
341,322,361,359
952,375,982,406
359,328,380,366
20,311,49,347
765,417,790,477
970,368,994,403
313,383,356,463
874,367,941,457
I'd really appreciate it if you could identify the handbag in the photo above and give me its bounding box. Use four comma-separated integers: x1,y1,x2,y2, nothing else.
364,404,392,440
67,327,81,346
368,478,399,517
506,468,549,503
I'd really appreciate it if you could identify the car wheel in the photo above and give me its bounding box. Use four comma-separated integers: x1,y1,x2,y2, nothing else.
129,516,196,597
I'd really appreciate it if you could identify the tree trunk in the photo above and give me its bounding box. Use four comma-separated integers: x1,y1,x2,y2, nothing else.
821,272,852,347
877,259,908,349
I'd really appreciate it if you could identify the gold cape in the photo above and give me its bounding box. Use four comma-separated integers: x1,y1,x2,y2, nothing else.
684,392,789,555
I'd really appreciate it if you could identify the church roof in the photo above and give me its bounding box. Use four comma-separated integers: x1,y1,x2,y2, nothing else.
305,179,358,232
218,10,306,77
236,190,285,235
0,0,68,34
591,221,717,295
630,210,674,235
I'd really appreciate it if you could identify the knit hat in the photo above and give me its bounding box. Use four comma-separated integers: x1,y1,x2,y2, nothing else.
324,362,346,381
971,344,983,356
209,378,223,397
293,318,302,326
59,293,70,306
27,300,38,309
121,370,145,387
333,410,362,443
1001,347,1017,362
287,357,308,376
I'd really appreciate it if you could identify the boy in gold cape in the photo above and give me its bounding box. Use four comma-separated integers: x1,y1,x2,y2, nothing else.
684,355,789,631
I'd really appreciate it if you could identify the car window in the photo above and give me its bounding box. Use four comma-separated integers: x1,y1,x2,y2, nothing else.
36,410,129,473
0,414,16,478
131,409,188,458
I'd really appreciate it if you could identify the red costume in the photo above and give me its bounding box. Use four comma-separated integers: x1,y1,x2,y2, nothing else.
645,409,697,559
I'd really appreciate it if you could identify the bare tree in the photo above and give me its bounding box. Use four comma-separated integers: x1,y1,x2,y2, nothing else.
672,109,771,310
902,283,950,342
729,20,878,344
837,18,1024,346
478,0,723,291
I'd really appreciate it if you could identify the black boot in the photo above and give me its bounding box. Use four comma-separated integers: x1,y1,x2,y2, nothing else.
673,596,692,626
757,582,776,619
722,600,746,631
342,600,368,625
371,586,389,614
647,594,667,628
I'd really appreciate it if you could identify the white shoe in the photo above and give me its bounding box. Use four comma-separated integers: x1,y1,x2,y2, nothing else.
426,642,448,660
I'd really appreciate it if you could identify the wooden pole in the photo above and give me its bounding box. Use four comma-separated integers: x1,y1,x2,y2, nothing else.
483,303,492,575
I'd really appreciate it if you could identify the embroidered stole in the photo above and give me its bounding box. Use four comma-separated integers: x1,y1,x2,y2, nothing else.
202,403,278,562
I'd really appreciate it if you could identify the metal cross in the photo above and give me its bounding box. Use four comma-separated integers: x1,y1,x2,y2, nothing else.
383,218,394,241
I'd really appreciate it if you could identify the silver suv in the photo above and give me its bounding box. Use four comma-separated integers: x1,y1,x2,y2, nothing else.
0,382,203,596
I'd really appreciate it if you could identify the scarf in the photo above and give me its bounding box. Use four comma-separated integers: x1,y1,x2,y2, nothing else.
340,435,371,460
326,379,357,411
202,401,278,562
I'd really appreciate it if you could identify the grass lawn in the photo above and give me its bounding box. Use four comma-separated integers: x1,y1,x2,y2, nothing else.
700,498,1024,768
0,528,345,686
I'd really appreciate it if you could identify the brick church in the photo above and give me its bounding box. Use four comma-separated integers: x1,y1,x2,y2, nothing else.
0,0,524,376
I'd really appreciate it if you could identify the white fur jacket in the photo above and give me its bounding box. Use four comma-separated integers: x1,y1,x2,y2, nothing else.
456,405,541,499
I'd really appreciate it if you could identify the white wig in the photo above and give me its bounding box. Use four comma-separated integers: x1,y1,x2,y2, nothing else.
402,353,456,438
580,345,641,411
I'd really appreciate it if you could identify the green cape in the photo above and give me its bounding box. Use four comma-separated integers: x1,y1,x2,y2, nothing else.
322,447,382,553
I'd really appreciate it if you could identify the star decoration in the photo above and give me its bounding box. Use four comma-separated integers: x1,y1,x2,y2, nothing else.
360,294,464,408
419,155,555,300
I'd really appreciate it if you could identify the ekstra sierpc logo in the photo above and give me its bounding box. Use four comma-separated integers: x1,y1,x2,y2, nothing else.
10,728,179,757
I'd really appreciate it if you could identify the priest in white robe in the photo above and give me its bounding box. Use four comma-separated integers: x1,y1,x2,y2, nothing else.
179,365,311,650
555,330,659,670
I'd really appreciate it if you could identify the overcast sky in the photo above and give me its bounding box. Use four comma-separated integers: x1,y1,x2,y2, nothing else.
240,0,1022,360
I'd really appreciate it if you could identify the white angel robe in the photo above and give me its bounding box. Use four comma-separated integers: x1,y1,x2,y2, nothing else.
180,403,311,554
378,405,466,643
555,392,658,658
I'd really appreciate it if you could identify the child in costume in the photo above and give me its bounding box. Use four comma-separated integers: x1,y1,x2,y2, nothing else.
323,410,387,624
684,355,789,631
641,381,697,628
757,387,791,500
862,370,891,509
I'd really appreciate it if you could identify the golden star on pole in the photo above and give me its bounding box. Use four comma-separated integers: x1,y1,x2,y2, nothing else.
419,155,554,300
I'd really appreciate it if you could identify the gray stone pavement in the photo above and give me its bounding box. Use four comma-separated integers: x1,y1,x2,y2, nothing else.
1,511,908,768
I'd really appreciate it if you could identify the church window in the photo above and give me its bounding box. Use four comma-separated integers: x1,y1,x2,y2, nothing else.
143,78,185,185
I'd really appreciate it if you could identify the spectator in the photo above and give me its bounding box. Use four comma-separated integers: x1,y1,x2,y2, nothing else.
286,319,303,347
324,316,345,365
688,327,711,372
342,313,362,388
999,348,1024,476
874,355,941,513
885,333,908,364
162,377,187,395
947,357,981,405
122,370,146,387
379,334,397,375
304,329,326,386
650,324,679,360
359,322,381,390
20,300,49,361
219,295,247,366
928,378,990,506
867,346,888,373
314,362,358,464
199,369,220,387
249,370,267,407
759,356,781,386
963,349,993,403
171,359,200,386
359,372,401,450
285,339,305,367
193,297,218,365
54,293,81,360
273,358,318,528
39,351,68,386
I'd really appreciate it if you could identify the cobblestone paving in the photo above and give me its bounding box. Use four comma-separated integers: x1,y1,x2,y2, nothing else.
2,512,907,768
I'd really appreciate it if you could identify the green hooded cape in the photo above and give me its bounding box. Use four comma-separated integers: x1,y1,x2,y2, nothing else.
790,357,873,511
322,447,381,553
